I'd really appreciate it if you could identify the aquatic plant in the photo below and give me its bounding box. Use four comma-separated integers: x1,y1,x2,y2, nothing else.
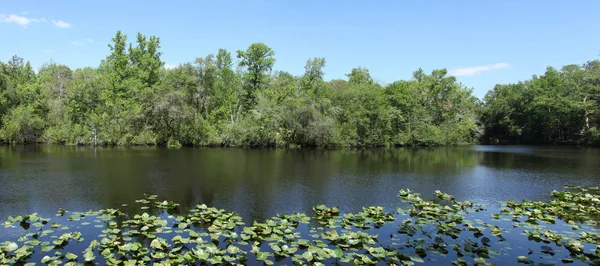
1,186,599,265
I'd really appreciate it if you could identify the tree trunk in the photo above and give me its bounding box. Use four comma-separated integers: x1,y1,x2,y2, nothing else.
583,96,590,130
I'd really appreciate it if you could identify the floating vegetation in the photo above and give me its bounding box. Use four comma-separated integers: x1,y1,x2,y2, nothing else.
1,186,600,265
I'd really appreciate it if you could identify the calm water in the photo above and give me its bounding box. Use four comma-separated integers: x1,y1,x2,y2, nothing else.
1,145,598,223
1,145,599,265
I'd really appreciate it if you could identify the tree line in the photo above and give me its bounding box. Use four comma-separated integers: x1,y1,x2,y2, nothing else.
479,61,600,145
1,30,597,147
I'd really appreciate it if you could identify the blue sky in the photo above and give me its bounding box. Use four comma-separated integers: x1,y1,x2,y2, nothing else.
1,1,599,99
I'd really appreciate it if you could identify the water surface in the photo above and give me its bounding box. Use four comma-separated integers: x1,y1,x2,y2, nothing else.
1,145,598,224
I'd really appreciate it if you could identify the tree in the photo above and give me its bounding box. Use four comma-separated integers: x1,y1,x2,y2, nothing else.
479,63,596,145
37,62,72,99
346,67,373,85
212,49,242,124
7,56,35,85
101,30,131,98
0,71,10,129
129,33,163,88
0,31,486,147
0,105,44,143
194,54,218,117
216,48,232,70
301,57,326,93
237,43,276,111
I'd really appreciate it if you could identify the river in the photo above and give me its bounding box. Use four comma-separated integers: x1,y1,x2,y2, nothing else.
1,145,598,223
2,145,600,265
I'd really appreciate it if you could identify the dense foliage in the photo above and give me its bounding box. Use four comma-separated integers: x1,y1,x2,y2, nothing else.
0,31,479,147
479,61,600,145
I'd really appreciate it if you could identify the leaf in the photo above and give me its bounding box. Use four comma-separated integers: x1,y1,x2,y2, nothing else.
269,243,281,252
84,249,96,262
152,251,167,259
256,251,269,261
205,244,218,254
227,244,239,254
41,256,52,263
101,248,112,257
65,252,78,260
5,242,18,252
297,239,310,247
474,257,486,265
333,248,343,258
188,230,200,238
302,251,314,261
194,248,209,260
411,256,425,263
150,239,162,249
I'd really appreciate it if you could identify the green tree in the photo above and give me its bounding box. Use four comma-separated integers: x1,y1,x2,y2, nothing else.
301,57,326,94
236,43,275,111
480,63,596,145
129,33,163,88
346,67,373,85
0,105,44,143
0,31,487,147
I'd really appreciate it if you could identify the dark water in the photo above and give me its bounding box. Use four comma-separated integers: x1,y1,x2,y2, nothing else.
1,145,599,224
1,145,600,265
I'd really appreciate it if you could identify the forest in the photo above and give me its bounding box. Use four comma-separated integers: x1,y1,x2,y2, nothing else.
480,61,600,145
0,31,598,147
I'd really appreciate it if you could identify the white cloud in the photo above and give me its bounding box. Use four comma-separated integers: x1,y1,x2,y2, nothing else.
164,63,178,70
69,38,93,46
448,63,510,77
0,14,71,29
0,14,42,27
51,19,71,29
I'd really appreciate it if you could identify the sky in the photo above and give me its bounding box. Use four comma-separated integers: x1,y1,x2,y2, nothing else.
1,1,599,99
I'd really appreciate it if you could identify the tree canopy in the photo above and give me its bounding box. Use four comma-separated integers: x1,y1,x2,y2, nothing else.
9,30,598,147
479,62,600,145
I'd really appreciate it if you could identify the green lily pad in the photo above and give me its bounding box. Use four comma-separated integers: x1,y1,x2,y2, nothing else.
5,242,18,252
65,252,78,260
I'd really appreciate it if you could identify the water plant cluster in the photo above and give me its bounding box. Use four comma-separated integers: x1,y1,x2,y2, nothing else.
1,186,599,265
